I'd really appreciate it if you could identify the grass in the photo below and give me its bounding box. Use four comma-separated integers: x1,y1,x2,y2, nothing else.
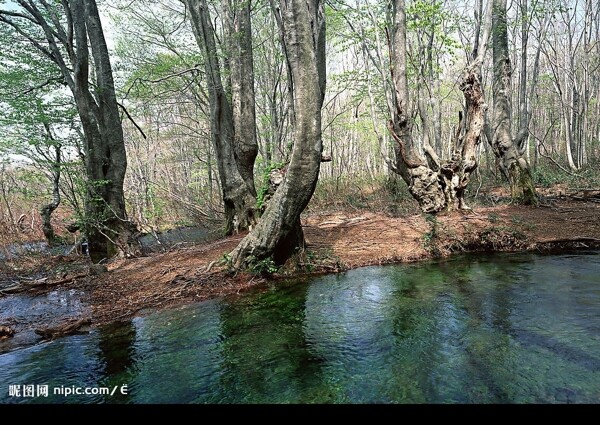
532,160,600,189
308,174,418,217
308,159,600,219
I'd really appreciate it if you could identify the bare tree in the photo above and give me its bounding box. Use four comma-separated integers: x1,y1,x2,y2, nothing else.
387,0,488,212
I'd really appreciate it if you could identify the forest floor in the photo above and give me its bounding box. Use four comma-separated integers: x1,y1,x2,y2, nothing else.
1,190,600,344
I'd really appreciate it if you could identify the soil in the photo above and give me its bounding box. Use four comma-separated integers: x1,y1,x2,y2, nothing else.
1,196,600,342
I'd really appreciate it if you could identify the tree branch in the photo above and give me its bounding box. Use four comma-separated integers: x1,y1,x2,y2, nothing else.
18,76,65,97
117,102,147,140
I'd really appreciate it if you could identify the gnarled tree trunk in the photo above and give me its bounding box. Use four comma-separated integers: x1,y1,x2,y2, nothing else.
387,0,487,213
185,0,257,235
490,0,537,204
229,0,326,268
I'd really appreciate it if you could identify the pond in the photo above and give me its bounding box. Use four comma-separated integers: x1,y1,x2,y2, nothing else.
1,252,600,403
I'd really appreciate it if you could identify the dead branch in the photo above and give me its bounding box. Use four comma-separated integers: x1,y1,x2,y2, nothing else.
117,101,147,140
35,318,92,340
531,129,582,178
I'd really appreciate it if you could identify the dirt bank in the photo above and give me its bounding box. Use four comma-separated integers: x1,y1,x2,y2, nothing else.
1,199,600,339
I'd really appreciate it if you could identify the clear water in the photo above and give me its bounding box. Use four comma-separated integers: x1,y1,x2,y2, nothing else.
2,252,600,404
0,289,88,354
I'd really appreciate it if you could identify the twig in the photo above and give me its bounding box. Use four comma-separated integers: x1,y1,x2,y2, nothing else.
531,129,582,178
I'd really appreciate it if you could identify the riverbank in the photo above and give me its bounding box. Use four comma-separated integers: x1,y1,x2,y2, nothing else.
1,198,599,343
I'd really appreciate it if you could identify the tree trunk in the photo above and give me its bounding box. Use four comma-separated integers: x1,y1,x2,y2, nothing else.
490,0,537,205
229,0,326,268
185,0,257,234
387,0,487,213
224,0,259,196
40,141,61,245
70,0,137,262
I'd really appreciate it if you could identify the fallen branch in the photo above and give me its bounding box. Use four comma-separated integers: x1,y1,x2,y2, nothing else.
568,195,600,204
41,273,89,286
1,272,92,295
0,284,25,294
35,318,92,340
319,220,344,226
540,237,600,244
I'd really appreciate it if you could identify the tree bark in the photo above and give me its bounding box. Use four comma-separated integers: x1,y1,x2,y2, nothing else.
71,0,137,261
224,0,259,196
229,0,325,268
185,0,257,234
0,0,138,262
490,0,537,205
40,138,61,245
387,0,487,213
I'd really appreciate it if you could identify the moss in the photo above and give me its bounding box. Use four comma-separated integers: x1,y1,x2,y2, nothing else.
508,161,538,206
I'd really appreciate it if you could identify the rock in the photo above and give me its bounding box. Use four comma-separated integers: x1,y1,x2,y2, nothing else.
89,264,108,275
0,325,15,339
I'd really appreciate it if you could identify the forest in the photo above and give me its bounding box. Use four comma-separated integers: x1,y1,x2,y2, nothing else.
1,0,600,405
0,0,598,265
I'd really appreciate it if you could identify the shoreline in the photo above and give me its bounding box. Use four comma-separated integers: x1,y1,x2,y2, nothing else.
1,199,599,349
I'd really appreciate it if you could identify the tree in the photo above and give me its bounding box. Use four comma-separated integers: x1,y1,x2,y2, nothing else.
223,0,259,196
183,0,258,235
0,0,137,261
490,0,537,204
228,0,326,268
387,0,488,212
0,26,75,245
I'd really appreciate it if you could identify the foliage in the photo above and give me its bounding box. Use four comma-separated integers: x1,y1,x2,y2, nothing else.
255,161,286,211
533,161,600,189
423,214,441,257
246,255,278,276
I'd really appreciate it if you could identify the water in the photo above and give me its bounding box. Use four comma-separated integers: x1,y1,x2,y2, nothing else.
138,226,211,253
0,289,88,354
0,226,211,261
2,252,600,404
0,240,66,261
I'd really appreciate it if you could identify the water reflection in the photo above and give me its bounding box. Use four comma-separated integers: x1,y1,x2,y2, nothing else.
1,252,600,403
211,284,325,403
